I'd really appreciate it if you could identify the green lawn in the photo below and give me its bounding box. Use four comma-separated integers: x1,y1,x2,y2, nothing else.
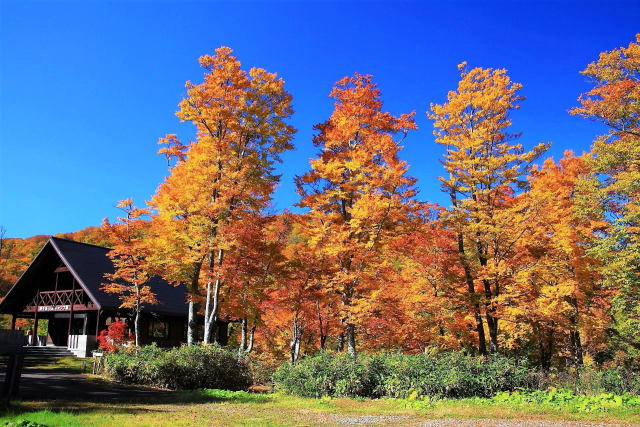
24,356,88,374
1,389,639,426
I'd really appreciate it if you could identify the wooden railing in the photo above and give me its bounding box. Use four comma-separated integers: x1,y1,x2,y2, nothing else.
31,289,85,307
24,289,96,311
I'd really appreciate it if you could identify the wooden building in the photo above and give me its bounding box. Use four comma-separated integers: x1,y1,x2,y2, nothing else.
0,237,226,356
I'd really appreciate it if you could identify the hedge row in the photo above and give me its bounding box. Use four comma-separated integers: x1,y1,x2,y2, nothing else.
103,344,251,390
272,351,533,398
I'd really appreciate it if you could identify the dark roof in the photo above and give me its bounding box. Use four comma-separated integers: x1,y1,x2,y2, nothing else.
0,237,189,317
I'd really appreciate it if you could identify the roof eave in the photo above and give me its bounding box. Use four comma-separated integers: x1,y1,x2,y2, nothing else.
48,237,103,310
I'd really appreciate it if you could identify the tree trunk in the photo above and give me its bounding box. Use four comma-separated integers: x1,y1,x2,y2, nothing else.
290,312,303,363
450,187,488,356
204,249,224,344
345,323,357,357
337,332,345,352
478,252,498,354
238,317,256,359
239,318,247,356
246,321,256,354
204,252,214,344
568,297,583,366
134,309,140,347
186,262,202,346
569,329,584,366
485,307,499,354
539,326,554,370
187,299,196,346
457,233,487,356
316,301,327,351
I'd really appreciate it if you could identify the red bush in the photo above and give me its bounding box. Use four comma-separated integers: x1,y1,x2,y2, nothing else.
97,321,133,353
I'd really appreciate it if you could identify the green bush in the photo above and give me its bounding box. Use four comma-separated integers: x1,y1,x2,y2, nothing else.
273,351,532,399
593,367,640,395
533,366,640,395
493,387,640,412
103,344,251,390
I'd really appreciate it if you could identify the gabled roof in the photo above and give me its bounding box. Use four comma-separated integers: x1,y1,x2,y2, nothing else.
0,237,189,317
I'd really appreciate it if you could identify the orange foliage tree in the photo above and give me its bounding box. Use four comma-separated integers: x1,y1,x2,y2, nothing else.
428,63,549,355
102,199,157,346
297,73,418,356
500,153,607,368
389,205,476,353
149,46,295,345
570,34,640,358
259,213,338,362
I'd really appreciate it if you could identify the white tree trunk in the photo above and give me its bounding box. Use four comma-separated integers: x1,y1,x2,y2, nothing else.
290,313,303,363
134,308,140,347
204,249,223,344
187,299,196,346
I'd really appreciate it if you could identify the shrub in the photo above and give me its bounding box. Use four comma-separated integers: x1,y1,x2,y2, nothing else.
493,387,640,412
97,321,133,353
103,344,251,390
273,351,532,399
532,366,640,395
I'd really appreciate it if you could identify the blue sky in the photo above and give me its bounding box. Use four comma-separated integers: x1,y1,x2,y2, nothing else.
1,1,638,238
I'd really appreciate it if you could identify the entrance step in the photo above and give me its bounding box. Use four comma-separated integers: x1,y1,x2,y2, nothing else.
22,346,76,362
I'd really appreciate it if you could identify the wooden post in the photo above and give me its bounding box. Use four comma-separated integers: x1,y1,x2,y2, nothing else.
67,278,75,344
95,309,101,337
10,314,16,331
1,353,24,400
32,311,39,346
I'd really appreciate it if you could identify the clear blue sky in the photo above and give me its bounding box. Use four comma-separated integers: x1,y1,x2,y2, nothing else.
1,1,638,238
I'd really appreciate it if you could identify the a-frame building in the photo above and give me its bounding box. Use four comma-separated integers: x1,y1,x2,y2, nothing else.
0,237,196,356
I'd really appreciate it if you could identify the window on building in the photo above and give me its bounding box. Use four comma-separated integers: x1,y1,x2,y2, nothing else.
148,319,169,339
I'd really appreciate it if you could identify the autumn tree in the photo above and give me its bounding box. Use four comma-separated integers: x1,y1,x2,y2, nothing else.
570,34,640,357
390,205,475,353
297,73,418,356
499,153,607,368
428,63,548,355
149,47,295,345
216,214,288,358
260,213,338,362
102,199,157,346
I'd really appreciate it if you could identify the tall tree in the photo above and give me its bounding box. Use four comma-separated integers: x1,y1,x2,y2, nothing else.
570,34,640,357
297,73,418,356
428,63,548,355
500,153,607,368
150,47,295,344
102,199,157,346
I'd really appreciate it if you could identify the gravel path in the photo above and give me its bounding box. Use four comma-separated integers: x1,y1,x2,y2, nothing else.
320,414,634,426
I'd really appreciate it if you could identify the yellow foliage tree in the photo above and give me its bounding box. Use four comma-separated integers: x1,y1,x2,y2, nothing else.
297,73,418,356
429,63,548,355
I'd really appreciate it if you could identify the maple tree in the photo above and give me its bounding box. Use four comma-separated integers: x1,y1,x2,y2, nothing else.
428,63,549,355
297,73,418,356
570,34,640,358
149,46,295,345
102,199,157,346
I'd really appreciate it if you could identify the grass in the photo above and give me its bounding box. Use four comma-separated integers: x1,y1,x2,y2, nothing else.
3,356,639,426
1,389,639,426
24,357,88,374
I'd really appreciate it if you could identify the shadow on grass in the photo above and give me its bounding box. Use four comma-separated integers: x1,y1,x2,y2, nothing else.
0,388,274,419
